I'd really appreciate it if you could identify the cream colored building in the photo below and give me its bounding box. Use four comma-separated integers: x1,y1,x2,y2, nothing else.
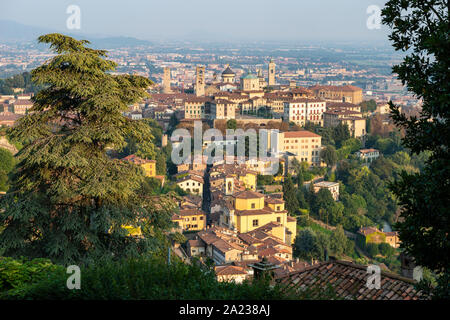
184,97,210,119
222,66,236,83
176,174,204,196
283,99,326,126
261,129,323,167
323,108,366,138
13,99,33,115
211,99,236,120
309,85,363,104
240,72,260,91
356,148,380,164
313,181,340,201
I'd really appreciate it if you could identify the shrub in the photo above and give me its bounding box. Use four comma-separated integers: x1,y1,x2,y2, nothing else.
0,257,63,292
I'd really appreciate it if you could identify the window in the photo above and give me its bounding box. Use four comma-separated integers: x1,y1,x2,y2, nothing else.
277,217,281,223
252,219,259,227
276,206,280,211
251,203,255,209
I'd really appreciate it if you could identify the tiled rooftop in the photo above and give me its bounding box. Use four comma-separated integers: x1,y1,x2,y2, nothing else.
276,259,423,300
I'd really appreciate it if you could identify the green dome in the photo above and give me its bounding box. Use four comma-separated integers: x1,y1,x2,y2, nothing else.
242,72,257,80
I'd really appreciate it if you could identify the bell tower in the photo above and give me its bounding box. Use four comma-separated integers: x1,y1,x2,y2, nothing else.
195,66,205,96
163,67,172,93
268,59,276,86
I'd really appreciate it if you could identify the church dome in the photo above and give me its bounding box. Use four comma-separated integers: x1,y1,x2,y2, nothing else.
242,72,257,80
222,66,235,75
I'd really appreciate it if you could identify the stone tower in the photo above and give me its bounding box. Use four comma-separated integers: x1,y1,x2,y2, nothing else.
195,66,205,96
163,67,171,93
268,59,276,86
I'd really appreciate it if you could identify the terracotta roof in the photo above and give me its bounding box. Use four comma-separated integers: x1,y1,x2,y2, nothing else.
122,154,156,165
13,99,33,106
287,98,326,104
188,239,204,247
358,148,379,154
235,207,274,216
358,226,381,236
264,197,285,204
178,208,206,216
234,190,264,199
326,102,359,109
277,259,423,300
215,265,247,276
283,130,321,138
309,85,362,92
176,174,204,184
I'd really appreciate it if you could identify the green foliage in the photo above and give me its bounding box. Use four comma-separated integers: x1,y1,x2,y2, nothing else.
329,226,349,257
0,34,175,265
0,148,15,191
341,138,362,153
294,228,328,261
378,243,395,258
336,160,397,225
282,175,300,215
296,188,308,210
169,232,187,245
382,0,450,298
226,119,237,130
257,175,274,186
359,99,377,113
0,256,324,300
0,148,15,173
320,145,337,167
297,214,311,228
0,72,45,94
366,243,379,258
333,123,350,148
0,257,63,292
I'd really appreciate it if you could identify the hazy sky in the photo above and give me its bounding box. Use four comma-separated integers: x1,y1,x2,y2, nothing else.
0,0,391,43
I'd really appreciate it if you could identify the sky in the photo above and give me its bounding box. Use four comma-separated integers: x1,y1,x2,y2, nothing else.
0,0,391,43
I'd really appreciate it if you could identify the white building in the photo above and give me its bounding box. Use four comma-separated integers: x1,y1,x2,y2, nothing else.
283,99,326,126
313,181,340,201
356,148,380,164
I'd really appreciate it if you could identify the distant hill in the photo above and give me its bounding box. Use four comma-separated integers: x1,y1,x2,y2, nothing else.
0,20,53,42
0,20,152,48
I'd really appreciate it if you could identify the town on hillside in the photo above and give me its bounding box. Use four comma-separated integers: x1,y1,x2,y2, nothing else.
0,38,432,301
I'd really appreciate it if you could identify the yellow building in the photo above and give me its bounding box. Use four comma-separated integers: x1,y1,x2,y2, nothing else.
220,190,296,244
172,208,207,232
122,154,156,177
